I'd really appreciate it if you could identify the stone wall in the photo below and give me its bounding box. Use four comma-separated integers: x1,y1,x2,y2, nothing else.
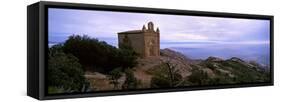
117,22,160,58
118,33,145,56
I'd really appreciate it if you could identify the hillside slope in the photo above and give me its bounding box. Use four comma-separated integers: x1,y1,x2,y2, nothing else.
85,48,270,90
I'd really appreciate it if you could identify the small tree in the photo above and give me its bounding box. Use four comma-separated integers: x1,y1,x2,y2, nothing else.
48,44,88,93
118,40,139,69
63,35,138,73
108,68,123,89
151,59,182,88
122,69,139,89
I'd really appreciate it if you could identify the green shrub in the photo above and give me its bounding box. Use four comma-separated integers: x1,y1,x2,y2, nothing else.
62,35,138,73
122,69,139,89
108,68,123,89
188,68,209,85
48,45,89,93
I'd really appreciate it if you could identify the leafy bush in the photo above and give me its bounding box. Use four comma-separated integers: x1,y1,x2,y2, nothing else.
62,35,138,73
118,48,138,69
48,45,89,93
188,68,210,85
221,61,269,83
122,69,139,89
108,68,123,89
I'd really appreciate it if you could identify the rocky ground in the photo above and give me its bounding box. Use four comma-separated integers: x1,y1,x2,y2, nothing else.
85,48,270,91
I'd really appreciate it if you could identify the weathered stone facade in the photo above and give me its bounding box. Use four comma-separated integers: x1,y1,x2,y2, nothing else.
117,22,160,58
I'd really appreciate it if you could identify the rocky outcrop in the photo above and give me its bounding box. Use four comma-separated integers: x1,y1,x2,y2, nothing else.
206,56,224,62
85,48,270,91
159,48,193,77
160,48,192,63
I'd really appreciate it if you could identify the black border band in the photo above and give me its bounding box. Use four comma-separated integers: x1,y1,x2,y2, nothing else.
37,1,273,100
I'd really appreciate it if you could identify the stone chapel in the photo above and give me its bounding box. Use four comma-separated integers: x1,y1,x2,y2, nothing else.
117,22,160,58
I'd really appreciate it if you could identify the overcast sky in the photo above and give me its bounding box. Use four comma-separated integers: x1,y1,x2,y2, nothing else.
48,8,270,48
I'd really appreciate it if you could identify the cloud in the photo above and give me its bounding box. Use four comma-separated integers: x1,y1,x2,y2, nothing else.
161,33,209,42
48,8,270,45
217,40,270,45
